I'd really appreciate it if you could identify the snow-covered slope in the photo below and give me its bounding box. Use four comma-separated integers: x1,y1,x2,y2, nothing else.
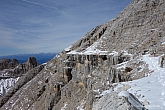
0,78,19,96
113,54,165,109
1,0,165,109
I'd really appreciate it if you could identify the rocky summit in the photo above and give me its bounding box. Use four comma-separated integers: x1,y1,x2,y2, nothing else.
0,57,41,97
0,0,165,110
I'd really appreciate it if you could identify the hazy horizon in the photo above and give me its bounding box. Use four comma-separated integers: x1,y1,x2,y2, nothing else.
0,52,58,57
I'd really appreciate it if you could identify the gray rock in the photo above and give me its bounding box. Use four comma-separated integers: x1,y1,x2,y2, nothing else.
93,91,146,110
0,58,19,71
1,0,165,109
159,55,165,68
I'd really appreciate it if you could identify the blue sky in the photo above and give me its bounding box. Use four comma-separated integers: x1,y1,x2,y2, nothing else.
0,0,131,56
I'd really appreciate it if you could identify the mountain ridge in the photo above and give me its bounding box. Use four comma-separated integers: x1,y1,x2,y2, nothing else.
0,53,57,64
0,0,165,109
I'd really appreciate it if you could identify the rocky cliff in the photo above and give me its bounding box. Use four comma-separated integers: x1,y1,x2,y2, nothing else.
0,57,38,78
0,57,40,96
0,0,165,109
0,58,19,71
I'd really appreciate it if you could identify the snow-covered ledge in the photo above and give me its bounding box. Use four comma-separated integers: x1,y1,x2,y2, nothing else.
118,91,145,110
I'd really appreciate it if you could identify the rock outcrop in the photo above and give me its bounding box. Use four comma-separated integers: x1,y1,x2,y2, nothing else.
0,58,19,71
1,0,165,109
93,90,146,110
0,57,39,97
0,64,45,108
159,54,165,68
0,57,38,78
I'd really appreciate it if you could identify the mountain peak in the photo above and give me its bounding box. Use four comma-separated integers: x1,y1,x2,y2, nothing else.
1,0,165,109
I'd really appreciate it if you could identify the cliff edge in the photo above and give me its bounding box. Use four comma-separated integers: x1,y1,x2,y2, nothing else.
1,0,165,109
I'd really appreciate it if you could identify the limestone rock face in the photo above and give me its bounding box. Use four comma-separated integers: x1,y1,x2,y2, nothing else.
1,0,165,110
0,57,38,78
93,91,146,110
0,58,19,71
26,57,38,69
0,57,39,97
0,64,45,107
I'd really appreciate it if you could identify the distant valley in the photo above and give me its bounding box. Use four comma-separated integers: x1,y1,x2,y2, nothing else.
0,53,57,64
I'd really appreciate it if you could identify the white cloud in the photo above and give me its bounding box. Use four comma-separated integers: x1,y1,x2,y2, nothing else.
21,0,58,9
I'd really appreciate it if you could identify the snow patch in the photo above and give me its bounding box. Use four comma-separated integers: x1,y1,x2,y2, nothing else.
88,75,91,77
38,81,42,85
61,102,67,110
162,42,165,45
76,100,85,110
67,50,80,55
0,77,19,95
113,83,124,91
116,61,128,69
42,62,47,65
151,28,158,31
109,51,118,56
63,66,72,69
100,90,111,96
118,91,129,97
121,54,165,110
67,38,109,55
65,45,72,51
118,91,144,110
